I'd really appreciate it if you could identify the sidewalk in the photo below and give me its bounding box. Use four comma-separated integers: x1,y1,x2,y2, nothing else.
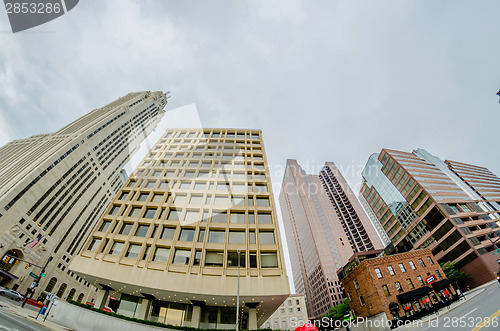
395,280,497,330
0,300,73,331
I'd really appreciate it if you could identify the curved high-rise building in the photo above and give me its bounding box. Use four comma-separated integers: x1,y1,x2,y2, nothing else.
0,91,168,303
69,128,290,329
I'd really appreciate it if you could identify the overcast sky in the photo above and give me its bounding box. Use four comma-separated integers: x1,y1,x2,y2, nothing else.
1,0,500,292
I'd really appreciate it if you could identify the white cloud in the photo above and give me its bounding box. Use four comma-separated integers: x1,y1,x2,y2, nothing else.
1,0,500,293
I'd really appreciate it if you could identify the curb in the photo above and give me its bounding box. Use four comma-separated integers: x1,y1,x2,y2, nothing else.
395,285,492,329
0,301,71,331
429,288,485,319
26,314,75,331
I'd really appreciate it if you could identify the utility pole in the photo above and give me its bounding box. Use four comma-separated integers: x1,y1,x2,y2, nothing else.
236,249,241,331
21,256,52,308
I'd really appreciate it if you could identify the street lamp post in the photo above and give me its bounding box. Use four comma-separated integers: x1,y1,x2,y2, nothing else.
236,249,241,331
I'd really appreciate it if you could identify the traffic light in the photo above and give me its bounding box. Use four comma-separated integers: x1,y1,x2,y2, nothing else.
25,263,30,269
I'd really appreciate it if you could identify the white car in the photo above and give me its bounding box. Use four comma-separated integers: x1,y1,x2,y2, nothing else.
0,288,24,302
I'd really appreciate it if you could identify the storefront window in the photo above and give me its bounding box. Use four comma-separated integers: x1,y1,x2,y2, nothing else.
117,294,142,318
220,307,236,324
422,296,432,308
151,301,192,325
201,306,218,324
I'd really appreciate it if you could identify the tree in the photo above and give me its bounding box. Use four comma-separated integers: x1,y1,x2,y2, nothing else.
440,262,471,285
323,299,350,321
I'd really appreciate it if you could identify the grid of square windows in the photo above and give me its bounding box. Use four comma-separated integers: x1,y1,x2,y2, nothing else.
85,129,280,271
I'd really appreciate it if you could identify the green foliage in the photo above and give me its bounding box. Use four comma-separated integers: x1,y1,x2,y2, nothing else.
66,299,278,331
440,262,471,284
323,299,350,321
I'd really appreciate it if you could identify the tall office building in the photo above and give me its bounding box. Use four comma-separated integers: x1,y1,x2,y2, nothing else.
446,160,500,212
360,148,500,287
69,129,290,329
279,160,384,319
0,91,168,303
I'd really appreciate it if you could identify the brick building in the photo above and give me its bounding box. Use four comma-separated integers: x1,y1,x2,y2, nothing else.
338,249,455,320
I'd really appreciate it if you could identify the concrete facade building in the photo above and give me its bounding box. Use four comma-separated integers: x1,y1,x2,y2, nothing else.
360,149,500,288
69,128,290,329
262,294,308,330
0,91,167,303
338,249,453,320
279,160,384,319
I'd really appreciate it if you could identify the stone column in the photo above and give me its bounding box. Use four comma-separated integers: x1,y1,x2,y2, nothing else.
192,305,202,327
190,300,205,328
94,289,109,310
248,308,257,330
138,298,152,320
245,302,260,330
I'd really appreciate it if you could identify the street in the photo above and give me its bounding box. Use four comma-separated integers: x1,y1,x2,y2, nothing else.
0,295,40,313
0,295,50,331
399,282,500,331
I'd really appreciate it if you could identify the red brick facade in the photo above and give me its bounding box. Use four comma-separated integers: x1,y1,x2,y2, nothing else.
339,249,455,320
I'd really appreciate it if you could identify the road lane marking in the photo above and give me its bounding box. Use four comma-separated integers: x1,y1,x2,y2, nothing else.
471,308,500,331
462,308,478,318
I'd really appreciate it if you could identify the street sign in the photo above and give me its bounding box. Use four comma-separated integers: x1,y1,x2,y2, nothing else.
41,273,46,277
46,293,57,301
29,272,40,279
30,282,36,289
426,274,437,284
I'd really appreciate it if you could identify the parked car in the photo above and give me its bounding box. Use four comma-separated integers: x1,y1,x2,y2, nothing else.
103,306,115,313
0,288,24,302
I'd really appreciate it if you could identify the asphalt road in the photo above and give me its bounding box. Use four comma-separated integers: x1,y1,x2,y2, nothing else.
0,295,50,331
400,282,500,331
0,307,50,331
0,295,39,313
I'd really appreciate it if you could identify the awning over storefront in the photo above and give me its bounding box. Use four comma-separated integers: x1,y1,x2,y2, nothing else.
0,269,19,280
396,286,432,304
431,279,453,291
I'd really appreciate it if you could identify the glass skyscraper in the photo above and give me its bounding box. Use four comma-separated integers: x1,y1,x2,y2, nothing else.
360,148,500,287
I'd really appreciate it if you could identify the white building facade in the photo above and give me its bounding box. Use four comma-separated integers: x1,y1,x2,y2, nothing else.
262,294,308,330
70,128,290,329
0,91,167,304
